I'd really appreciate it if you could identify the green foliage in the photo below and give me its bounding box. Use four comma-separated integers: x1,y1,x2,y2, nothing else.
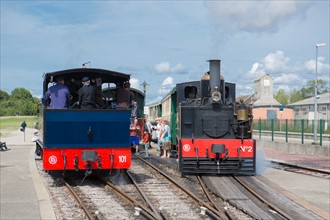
0,90,10,101
274,89,289,105
276,79,329,104
11,88,33,100
0,88,39,116
298,79,329,99
289,89,303,103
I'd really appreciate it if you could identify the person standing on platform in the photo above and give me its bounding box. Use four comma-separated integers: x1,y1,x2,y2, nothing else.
142,129,151,157
155,118,164,156
130,117,141,155
161,120,171,158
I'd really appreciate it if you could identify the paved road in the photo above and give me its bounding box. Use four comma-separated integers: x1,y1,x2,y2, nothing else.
0,128,56,220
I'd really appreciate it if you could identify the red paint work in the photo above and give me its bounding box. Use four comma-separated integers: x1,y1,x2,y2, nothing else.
179,139,255,158
43,148,131,170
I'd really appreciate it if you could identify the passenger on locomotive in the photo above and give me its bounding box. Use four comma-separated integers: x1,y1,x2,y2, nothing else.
78,77,96,109
130,117,141,155
116,81,134,109
44,76,70,109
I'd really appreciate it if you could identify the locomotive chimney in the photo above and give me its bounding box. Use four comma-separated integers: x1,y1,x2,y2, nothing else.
209,59,221,93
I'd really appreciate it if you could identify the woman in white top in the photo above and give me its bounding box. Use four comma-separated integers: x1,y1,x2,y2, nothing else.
161,120,171,158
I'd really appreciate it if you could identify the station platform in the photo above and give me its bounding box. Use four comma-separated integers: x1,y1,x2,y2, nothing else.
0,128,56,220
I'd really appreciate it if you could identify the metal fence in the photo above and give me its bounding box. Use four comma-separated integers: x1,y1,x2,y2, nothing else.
253,119,330,146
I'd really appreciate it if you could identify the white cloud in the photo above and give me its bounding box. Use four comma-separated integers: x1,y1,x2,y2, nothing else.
273,73,300,85
171,63,186,74
158,76,175,95
130,77,140,90
304,57,330,75
154,62,171,74
154,62,187,74
263,51,289,72
161,76,174,87
247,50,292,79
205,2,310,34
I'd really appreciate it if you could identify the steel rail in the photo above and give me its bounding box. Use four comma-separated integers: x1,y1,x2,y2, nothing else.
196,175,231,220
126,170,164,220
270,160,330,175
61,178,96,220
136,155,225,220
233,176,292,220
97,176,158,220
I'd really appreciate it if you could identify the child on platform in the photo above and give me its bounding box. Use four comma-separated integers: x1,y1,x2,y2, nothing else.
143,129,151,157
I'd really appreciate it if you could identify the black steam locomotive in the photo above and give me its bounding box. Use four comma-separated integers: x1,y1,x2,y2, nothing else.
177,60,255,175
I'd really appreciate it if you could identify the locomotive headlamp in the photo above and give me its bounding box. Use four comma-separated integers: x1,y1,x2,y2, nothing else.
211,86,221,102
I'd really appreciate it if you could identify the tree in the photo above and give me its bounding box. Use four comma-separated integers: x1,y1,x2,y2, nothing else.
0,88,39,116
0,90,10,101
274,89,289,105
10,88,33,100
289,89,304,103
304,79,328,98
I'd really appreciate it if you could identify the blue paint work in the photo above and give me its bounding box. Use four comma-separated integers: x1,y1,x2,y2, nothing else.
43,110,130,148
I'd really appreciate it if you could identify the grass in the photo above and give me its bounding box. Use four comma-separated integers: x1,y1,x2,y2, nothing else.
0,116,38,137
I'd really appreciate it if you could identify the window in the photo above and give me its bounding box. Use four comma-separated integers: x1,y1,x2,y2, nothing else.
184,86,197,99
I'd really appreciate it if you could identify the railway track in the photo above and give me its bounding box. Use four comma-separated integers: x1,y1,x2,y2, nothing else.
39,166,153,220
132,155,226,219
61,178,96,220
270,160,330,178
145,155,326,220
37,153,326,220
132,154,235,219
232,176,324,220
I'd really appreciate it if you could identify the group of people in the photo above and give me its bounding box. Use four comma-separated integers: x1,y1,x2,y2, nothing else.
130,116,172,158
44,76,97,109
154,118,171,158
44,76,134,110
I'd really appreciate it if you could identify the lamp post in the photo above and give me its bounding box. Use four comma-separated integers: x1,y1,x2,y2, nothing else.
313,43,326,143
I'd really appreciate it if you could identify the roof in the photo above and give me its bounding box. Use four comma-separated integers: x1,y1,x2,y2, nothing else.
146,99,162,107
253,97,281,106
288,92,330,106
44,68,130,84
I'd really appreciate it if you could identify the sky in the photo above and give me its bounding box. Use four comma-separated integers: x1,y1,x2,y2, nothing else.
1,1,329,104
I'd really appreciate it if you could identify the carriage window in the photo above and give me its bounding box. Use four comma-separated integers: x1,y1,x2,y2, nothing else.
184,86,197,99
102,83,117,98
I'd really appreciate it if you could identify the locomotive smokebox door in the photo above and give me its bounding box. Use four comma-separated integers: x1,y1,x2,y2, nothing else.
82,150,98,162
211,144,226,153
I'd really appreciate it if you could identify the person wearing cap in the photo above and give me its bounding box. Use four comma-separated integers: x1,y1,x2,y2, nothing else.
78,76,96,109
44,76,70,109
116,81,134,109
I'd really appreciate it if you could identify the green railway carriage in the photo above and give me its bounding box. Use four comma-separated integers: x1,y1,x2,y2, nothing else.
161,88,177,146
146,100,162,121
